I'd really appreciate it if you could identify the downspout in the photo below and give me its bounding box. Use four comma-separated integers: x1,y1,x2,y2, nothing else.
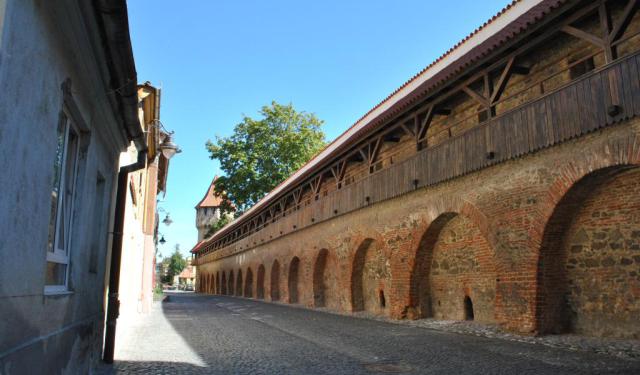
103,147,147,363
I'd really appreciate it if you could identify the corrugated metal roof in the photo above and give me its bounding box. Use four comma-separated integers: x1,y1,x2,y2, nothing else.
198,0,568,251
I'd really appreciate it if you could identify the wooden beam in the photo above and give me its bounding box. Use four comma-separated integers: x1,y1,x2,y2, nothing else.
610,0,638,42
309,175,323,195
490,56,515,104
599,1,614,62
483,73,491,101
416,106,434,141
399,120,415,137
292,187,303,204
368,137,382,165
561,25,604,47
462,86,490,107
358,148,368,163
383,135,401,143
330,160,347,184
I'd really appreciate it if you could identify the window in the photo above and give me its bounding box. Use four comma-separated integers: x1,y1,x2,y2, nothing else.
569,56,595,80
46,113,80,293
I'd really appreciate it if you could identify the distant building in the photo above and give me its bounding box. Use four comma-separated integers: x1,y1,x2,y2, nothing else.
118,83,173,317
195,176,231,242
175,258,196,287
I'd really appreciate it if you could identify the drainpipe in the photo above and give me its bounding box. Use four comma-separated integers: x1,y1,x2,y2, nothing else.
103,148,147,363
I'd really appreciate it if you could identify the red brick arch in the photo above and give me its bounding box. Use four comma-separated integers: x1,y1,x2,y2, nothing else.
349,232,391,315
312,249,329,308
350,238,375,312
531,135,640,334
221,271,227,295
245,267,254,298
408,209,497,322
288,257,301,304
216,272,220,294
257,264,265,299
236,269,243,297
393,197,495,318
535,165,640,336
270,260,281,301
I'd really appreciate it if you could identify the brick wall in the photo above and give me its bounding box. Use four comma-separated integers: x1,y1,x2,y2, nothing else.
197,118,640,338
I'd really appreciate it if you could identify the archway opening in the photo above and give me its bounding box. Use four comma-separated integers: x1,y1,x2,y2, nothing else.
245,268,254,298
228,270,234,296
210,274,214,294
313,249,329,307
351,238,389,314
288,257,300,304
236,270,243,297
412,212,496,322
464,296,474,321
216,272,220,294
221,272,227,295
257,264,265,299
536,166,640,338
270,260,280,301
379,290,386,309
410,213,456,318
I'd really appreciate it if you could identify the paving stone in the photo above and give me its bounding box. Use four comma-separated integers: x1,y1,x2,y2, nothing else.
99,293,640,374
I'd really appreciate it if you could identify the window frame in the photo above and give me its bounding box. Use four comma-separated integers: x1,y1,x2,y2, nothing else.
45,110,81,295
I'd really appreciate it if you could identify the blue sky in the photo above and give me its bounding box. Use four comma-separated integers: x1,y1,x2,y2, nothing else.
127,0,510,258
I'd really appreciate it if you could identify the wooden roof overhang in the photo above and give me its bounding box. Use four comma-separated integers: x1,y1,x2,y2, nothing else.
196,0,628,254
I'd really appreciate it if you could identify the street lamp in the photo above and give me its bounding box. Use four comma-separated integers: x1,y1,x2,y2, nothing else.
159,135,181,159
159,235,166,245
147,119,181,160
162,213,173,226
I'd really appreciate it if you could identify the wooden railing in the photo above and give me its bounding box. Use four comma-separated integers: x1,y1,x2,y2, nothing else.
195,51,640,265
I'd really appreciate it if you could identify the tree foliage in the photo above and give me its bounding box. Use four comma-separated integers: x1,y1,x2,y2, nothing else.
204,214,232,239
163,245,187,283
206,101,326,214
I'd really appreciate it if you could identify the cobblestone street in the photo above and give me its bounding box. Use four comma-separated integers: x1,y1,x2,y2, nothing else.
102,292,640,374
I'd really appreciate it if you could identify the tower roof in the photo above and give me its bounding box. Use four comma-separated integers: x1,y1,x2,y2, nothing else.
196,176,224,208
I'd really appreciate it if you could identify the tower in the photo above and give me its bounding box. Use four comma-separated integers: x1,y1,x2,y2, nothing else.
195,176,225,242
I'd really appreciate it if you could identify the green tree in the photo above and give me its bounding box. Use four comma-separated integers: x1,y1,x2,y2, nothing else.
165,245,187,283
206,101,326,214
204,214,232,239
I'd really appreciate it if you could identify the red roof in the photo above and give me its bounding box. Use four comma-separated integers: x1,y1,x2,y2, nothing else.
190,240,206,253
178,265,194,279
196,176,224,208
198,0,566,251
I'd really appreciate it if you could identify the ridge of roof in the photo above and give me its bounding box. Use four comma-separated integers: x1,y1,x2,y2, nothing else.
198,0,566,251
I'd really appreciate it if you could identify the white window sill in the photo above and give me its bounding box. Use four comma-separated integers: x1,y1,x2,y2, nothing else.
43,289,74,297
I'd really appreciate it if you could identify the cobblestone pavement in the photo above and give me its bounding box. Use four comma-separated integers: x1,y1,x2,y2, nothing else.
103,293,640,374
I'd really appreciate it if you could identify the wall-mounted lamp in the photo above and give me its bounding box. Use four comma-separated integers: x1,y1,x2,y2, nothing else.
162,214,173,226
149,119,182,160
159,135,182,160
159,235,166,245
